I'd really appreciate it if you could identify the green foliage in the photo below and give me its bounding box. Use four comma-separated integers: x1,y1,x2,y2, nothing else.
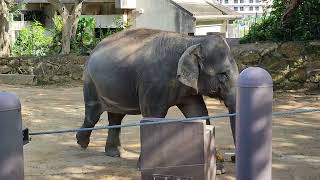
49,15,63,54
12,21,52,56
241,0,320,43
71,16,97,54
11,15,129,56
71,15,130,54
9,1,26,21
233,15,264,37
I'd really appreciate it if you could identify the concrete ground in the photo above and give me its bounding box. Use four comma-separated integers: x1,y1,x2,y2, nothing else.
0,84,319,180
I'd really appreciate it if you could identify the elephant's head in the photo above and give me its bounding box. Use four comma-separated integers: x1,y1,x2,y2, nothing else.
177,35,239,144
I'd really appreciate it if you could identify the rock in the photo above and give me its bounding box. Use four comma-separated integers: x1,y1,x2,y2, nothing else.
291,57,305,68
279,42,304,58
27,58,36,66
309,41,320,46
29,67,34,75
52,75,60,82
8,59,20,67
238,50,261,64
307,69,320,83
288,69,307,82
0,65,12,74
33,62,53,76
260,43,278,57
68,64,83,80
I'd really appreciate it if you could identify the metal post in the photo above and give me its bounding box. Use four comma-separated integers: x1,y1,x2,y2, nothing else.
236,67,273,180
0,92,24,180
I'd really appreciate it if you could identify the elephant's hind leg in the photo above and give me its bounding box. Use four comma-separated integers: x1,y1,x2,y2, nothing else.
76,79,103,149
105,112,126,157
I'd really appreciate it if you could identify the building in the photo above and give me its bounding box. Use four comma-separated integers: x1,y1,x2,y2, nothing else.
9,0,242,43
213,0,270,17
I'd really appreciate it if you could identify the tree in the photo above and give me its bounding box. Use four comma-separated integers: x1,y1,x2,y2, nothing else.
282,0,304,23
0,0,11,57
48,0,83,54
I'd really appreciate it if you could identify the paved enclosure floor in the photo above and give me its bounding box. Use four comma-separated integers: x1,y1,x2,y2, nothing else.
1,84,319,180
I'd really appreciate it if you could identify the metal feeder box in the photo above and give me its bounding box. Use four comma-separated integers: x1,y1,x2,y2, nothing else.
140,120,216,180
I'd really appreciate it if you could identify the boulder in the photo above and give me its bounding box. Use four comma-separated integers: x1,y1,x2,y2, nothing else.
0,65,12,74
279,42,304,58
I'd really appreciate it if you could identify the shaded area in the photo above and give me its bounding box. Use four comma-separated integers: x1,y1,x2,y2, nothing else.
0,84,319,179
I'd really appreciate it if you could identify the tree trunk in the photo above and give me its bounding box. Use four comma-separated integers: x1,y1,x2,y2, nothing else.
48,0,83,54
70,0,83,40
282,0,304,23
0,0,10,57
61,15,71,54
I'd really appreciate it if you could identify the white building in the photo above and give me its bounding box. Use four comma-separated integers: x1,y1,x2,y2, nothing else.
213,0,269,17
10,0,242,42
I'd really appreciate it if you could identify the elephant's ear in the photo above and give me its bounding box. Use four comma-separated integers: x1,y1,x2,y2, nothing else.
177,44,203,92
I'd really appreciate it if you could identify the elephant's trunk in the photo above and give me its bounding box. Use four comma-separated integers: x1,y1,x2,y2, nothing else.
224,87,236,146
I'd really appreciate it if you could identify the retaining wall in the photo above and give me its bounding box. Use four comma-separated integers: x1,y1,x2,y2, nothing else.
0,41,319,90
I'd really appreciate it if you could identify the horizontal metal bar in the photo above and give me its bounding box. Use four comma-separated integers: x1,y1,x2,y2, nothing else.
28,108,320,136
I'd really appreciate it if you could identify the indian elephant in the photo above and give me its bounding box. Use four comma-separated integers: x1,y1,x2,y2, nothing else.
76,28,239,173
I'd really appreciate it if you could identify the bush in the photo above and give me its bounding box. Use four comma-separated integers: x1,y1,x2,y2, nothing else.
12,21,53,56
49,15,63,54
71,16,97,54
241,0,320,43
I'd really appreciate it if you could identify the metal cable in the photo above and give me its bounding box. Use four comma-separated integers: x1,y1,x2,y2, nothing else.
28,108,320,136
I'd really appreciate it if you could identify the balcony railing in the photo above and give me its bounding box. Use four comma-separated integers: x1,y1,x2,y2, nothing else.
9,21,31,31
81,15,125,28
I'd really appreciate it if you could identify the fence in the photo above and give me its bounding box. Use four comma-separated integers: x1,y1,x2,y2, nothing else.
0,67,319,180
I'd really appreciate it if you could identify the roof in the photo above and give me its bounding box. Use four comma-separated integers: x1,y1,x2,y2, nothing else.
170,0,242,21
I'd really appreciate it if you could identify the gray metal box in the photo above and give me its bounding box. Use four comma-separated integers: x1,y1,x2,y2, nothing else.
140,120,216,180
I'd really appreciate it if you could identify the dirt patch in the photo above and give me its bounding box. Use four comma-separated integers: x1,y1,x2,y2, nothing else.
1,84,319,180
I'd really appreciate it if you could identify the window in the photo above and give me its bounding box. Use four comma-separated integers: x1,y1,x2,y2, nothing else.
234,7,239,11
234,0,238,3
240,0,244,3
256,0,261,2
225,0,228,3
249,6,253,11
249,0,253,2
240,7,244,11
255,6,259,11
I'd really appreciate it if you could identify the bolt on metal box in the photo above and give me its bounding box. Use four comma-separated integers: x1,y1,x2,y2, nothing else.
140,120,216,180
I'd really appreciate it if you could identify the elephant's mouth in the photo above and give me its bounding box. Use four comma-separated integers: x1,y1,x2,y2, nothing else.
207,82,229,101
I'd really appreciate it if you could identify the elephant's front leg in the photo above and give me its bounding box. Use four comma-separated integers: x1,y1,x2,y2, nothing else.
137,87,170,169
177,95,226,175
105,112,126,157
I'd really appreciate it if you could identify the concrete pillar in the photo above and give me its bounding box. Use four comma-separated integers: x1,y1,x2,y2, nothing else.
0,92,24,180
236,67,273,180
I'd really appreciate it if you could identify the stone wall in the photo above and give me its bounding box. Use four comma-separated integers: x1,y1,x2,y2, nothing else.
232,41,320,90
0,41,319,90
0,54,87,85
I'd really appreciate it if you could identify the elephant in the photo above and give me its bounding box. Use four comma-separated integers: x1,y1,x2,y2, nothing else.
76,28,239,174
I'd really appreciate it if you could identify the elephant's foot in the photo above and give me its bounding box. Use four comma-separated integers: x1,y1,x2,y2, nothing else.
76,131,91,149
216,162,226,175
105,146,128,157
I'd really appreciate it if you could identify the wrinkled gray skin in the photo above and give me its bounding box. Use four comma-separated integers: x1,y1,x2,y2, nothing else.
76,28,239,163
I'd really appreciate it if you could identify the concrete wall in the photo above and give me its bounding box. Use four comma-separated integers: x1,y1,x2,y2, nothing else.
134,0,195,33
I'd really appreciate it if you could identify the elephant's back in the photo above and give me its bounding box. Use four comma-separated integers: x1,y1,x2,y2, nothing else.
92,28,164,58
